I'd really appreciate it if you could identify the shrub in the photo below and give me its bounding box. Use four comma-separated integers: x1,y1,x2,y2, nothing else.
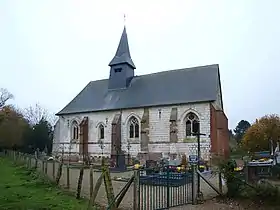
255,180,279,203
219,159,280,205
219,159,240,197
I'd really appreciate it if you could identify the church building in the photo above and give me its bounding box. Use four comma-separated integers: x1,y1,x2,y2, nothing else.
53,26,229,161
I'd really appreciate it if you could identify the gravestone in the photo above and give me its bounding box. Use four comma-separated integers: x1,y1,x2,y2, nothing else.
146,160,157,168
110,154,127,171
146,160,157,175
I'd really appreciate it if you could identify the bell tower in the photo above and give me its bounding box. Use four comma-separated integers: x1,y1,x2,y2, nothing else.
108,27,136,90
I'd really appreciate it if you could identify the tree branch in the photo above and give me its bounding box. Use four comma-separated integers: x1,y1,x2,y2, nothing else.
0,88,14,108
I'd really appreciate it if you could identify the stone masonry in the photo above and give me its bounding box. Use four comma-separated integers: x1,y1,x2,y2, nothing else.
54,102,212,160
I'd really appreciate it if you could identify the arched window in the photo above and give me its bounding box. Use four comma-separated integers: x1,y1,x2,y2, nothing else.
72,121,79,140
98,124,105,140
184,112,199,137
128,116,140,139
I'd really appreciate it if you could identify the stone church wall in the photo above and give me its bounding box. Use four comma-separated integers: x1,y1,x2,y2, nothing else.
56,102,211,160
211,76,223,111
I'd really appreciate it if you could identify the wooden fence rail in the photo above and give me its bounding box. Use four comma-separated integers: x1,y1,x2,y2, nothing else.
2,150,139,210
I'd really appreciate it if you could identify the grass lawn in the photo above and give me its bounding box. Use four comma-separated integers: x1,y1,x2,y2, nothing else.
0,157,92,210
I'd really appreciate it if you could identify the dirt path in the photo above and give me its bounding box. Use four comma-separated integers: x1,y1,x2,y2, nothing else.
170,201,239,210
171,199,280,210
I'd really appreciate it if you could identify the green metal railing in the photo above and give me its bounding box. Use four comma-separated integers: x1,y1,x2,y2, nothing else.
139,167,194,210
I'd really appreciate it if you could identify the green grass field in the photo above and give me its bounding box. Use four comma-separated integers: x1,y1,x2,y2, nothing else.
0,157,91,210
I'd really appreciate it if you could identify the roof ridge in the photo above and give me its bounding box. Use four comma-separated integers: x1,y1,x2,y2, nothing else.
89,78,108,83
134,64,219,78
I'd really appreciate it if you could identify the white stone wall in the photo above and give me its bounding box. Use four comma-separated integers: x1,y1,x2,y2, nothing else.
121,108,144,145
55,102,211,159
149,104,210,143
148,103,211,160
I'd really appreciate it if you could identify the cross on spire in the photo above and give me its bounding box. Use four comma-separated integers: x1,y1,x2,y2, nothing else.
124,14,126,27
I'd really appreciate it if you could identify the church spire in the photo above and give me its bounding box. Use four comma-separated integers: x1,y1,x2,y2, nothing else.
108,26,136,69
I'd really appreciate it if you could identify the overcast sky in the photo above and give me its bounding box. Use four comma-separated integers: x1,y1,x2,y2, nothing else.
1,0,279,129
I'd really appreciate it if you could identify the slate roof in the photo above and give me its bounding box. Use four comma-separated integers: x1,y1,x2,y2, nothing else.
57,64,221,115
109,27,136,69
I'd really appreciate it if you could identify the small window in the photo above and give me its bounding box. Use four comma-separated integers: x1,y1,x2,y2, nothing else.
158,109,162,119
72,121,79,140
114,68,122,73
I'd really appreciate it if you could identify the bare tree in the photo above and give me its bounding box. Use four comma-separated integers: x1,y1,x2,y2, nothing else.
0,88,14,108
23,103,57,126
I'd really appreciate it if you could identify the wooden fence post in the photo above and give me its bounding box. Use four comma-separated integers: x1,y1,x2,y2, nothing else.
55,162,63,185
35,152,38,169
52,161,56,179
42,160,45,172
218,171,223,194
35,158,38,169
19,153,22,163
89,164,94,197
26,155,29,167
115,174,134,208
76,166,84,199
27,155,31,168
23,153,26,164
44,160,48,174
133,170,140,210
101,157,115,208
21,153,23,164
24,154,27,166
19,152,22,163
66,165,70,189
245,162,249,183
87,173,103,209
192,165,197,205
